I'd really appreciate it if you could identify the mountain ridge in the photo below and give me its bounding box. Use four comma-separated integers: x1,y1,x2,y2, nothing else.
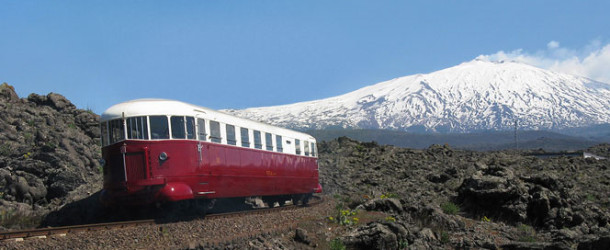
224,59,610,133
307,128,608,151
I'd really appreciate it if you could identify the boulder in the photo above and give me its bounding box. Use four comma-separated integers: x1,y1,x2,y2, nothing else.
46,93,75,111
0,82,19,102
356,198,403,214
342,222,410,250
457,168,529,222
293,228,311,245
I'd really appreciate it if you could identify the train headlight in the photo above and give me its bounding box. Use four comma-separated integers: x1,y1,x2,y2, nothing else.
159,152,168,161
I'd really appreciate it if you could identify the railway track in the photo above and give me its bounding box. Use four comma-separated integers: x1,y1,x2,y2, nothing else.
0,195,323,242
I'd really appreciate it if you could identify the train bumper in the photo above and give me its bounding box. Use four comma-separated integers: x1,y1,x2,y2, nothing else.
155,182,194,202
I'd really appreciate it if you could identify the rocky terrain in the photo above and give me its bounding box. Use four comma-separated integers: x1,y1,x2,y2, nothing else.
0,83,102,230
317,137,610,249
1,83,609,249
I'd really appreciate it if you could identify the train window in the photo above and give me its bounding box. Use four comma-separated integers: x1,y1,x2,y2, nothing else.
109,119,125,144
209,121,221,143
126,116,149,140
186,117,195,139
226,124,236,145
276,135,283,152
265,133,273,151
100,122,108,146
311,142,317,157
197,118,206,141
171,116,186,139
295,139,301,155
253,130,262,149
150,116,169,139
241,128,250,147
304,140,310,156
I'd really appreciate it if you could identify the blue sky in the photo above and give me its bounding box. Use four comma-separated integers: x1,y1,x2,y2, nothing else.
1,1,609,114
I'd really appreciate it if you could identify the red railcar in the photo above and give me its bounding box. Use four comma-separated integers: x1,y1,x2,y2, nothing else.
99,99,322,207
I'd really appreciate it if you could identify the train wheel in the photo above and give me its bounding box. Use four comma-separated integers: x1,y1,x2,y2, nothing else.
262,196,276,208
277,195,291,206
302,193,312,205
290,195,299,205
293,193,312,206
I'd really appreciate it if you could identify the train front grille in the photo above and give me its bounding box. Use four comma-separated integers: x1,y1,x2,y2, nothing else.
124,152,147,182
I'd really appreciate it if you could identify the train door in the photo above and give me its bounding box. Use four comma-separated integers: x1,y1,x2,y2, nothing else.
196,116,209,169
194,116,214,197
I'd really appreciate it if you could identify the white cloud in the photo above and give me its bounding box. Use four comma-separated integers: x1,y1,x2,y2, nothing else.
478,40,610,83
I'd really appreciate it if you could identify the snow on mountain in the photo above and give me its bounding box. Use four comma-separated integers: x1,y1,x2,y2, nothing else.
223,59,610,132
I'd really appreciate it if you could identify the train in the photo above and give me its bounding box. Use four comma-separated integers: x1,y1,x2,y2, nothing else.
98,99,322,209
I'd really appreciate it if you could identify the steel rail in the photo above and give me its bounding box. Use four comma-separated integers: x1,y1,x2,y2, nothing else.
0,195,323,242
0,219,156,241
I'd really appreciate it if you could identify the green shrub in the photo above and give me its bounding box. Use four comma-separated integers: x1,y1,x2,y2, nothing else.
24,132,33,141
481,216,491,222
440,231,450,244
385,216,396,222
380,193,398,199
338,209,358,226
517,223,536,242
441,202,459,215
399,240,408,249
330,238,346,250
0,144,10,156
328,204,359,226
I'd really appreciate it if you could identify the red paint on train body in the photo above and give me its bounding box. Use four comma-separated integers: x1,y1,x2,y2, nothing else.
100,139,320,205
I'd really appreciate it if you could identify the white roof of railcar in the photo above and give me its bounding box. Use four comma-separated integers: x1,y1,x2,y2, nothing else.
101,99,316,141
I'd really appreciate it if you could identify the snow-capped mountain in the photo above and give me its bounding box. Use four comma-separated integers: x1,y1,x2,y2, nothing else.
224,59,610,133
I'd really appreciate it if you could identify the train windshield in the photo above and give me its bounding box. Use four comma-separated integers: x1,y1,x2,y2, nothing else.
127,116,149,140
149,116,169,139
169,116,196,139
186,117,195,139
171,116,185,139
